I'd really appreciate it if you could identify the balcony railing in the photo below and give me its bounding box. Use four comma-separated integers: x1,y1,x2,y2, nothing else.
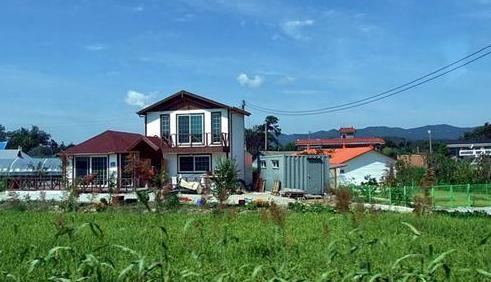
161,133,229,152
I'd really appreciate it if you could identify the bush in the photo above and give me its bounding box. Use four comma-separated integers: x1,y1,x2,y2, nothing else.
212,158,239,206
334,187,352,213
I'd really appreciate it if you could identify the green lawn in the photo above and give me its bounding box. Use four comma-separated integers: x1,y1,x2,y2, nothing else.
0,208,490,281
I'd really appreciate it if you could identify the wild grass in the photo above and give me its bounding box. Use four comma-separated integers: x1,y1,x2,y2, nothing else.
0,209,490,281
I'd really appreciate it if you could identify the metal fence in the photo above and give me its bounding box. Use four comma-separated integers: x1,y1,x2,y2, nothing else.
347,183,491,208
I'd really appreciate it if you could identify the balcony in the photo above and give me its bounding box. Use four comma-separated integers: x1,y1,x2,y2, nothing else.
161,132,229,153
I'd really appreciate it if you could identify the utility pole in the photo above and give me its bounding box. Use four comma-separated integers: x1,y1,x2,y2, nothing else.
264,121,268,151
428,129,433,155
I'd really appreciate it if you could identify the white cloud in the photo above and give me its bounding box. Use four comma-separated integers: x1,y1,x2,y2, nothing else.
280,19,314,40
125,90,152,107
84,44,107,51
237,73,264,88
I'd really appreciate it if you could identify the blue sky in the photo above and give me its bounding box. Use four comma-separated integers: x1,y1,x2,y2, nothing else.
1,0,491,143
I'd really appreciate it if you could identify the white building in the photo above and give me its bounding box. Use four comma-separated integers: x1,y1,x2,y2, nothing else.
327,147,395,186
64,90,251,191
138,90,250,182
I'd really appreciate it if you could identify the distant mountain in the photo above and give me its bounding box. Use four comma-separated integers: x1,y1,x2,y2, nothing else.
278,124,475,145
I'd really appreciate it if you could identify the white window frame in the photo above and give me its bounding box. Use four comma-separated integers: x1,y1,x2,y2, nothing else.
178,154,211,173
260,160,266,169
271,160,279,169
177,113,205,145
74,156,109,185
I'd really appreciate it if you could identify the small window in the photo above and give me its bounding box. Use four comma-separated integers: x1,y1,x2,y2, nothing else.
211,112,222,143
161,114,170,138
340,169,345,174
260,160,266,168
271,160,279,169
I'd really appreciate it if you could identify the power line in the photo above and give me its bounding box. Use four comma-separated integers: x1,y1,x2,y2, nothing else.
247,43,491,115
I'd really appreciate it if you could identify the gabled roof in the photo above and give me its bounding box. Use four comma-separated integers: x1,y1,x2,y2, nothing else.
63,130,161,155
297,146,383,165
328,147,375,165
296,137,385,146
136,90,250,116
0,141,7,150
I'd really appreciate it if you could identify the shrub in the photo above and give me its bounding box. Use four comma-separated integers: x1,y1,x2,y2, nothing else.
212,158,239,206
334,187,352,213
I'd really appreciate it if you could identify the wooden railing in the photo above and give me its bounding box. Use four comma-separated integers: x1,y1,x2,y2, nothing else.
4,176,63,191
162,132,229,148
1,176,137,193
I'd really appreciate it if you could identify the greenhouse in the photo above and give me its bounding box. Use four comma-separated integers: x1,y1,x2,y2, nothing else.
0,149,62,177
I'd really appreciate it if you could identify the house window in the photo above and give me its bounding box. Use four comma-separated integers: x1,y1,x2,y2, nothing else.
271,160,279,169
340,169,345,174
91,157,108,185
75,157,89,178
211,112,222,143
177,114,203,144
75,156,108,185
260,160,266,168
160,114,170,138
178,155,211,173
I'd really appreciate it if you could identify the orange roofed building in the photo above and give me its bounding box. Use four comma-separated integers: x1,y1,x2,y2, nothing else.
298,146,395,187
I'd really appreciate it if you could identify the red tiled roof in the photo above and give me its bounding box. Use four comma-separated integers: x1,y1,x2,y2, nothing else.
64,130,161,155
296,137,385,146
297,146,375,165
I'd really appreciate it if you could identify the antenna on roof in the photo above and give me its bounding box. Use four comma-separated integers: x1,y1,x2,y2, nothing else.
241,100,246,110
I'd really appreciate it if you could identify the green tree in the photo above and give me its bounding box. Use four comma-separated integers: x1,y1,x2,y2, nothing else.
245,115,282,157
0,124,6,142
464,122,491,140
280,142,296,151
264,115,281,150
7,126,51,153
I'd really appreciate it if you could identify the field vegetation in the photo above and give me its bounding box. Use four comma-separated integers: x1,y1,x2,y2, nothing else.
0,204,490,281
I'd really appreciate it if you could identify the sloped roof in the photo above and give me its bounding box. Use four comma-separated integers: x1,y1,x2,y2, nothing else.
0,141,7,150
297,146,376,165
327,147,375,165
0,149,61,176
296,137,385,146
136,90,250,116
64,130,161,155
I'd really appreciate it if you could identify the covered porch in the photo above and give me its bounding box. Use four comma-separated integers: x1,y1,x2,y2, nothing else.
63,130,163,193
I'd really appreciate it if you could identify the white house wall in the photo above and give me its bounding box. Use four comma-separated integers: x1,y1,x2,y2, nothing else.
339,151,395,185
145,108,229,138
231,112,245,180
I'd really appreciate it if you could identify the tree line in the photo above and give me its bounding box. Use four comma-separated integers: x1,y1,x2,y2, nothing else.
0,124,73,157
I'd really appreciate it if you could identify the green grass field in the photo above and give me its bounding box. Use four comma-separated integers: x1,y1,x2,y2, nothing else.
0,208,490,281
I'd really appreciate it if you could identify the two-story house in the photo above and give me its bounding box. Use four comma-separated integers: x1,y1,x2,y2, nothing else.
63,90,250,191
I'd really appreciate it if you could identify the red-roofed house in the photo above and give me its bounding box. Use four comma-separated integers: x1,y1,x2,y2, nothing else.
63,90,251,191
298,146,395,186
295,127,385,150
63,130,164,190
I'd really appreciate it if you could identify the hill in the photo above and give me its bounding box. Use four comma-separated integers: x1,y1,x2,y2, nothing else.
278,124,474,145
